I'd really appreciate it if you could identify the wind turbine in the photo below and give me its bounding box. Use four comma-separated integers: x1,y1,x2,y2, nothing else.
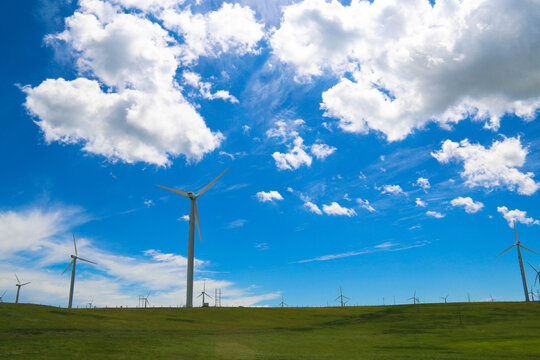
142,291,151,308
278,296,288,308
197,282,212,307
408,290,419,304
62,234,97,309
529,263,540,287
14,274,30,304
87,297,94,308
0,290,6,303
489,294,495,302
498,221,539,302
335,287,349,307
529,287,536,301
440,295,449,303
157,168,228,308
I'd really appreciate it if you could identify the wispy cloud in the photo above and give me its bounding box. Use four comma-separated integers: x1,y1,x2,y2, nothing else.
296,241,429,263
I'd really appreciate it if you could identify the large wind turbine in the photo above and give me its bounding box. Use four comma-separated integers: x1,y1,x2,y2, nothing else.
498,221,539,302
62,234,97,309
530,263,540,287
157,168,228,308
14,274,30,304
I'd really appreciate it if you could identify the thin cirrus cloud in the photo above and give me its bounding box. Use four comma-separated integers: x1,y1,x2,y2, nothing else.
0,205,278,307
23,0,266,166
432,137,539,195
271,0,540,140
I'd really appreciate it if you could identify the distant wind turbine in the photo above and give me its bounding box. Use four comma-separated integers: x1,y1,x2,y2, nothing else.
335,287,349,307
498,221,539,302
142,291,151,308
529,263,540,287
408,290,419,305
197,282,212,307
62,234,97,309
0,290,6,303
157,169,228,308
87,297,94,308
489,294,495,302
529,287,536,301
14,274,30,304
440,295,449,303
278,296,288,308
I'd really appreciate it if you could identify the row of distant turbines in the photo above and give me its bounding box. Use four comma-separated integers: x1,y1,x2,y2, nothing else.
2,169,540,308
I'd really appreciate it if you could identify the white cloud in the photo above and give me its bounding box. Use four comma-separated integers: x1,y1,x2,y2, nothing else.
272,137,313,170
183,71,239,103
24,6,223,166
450,196,484,213
380,184,405,195
144,200,154,207
426,210,445,219
255,190,284,202
310,143,337,160
432,137,539,195
416,177,430,191
178,214,190,221
266,119,305,141
304,201,322,215
242,125,251,134
226,219,247,229
415,198,427,207
272,0,540,140
0,206,278,307
254,243,269,251
161,2,265,64
497,206,540,227
356,198,375,212
322,202,356,217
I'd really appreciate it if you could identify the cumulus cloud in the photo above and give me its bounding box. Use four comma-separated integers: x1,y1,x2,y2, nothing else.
178,214,190,221
266,119,306,141
426,210,445,219
432,137,539,195
255,190,284,202
415,198,427,207
356,198,375,212
310,143,337,160
380,184,405,195
304,201,322,215
24,4,224,166
322,202,356,217
272,0,540,140
450,196,484,213
183,71,238,103
416,177,430,191
272,137,313,170
497,206,540,227
161,2,265,64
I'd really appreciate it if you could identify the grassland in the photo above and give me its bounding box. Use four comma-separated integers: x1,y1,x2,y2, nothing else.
0,302,539,359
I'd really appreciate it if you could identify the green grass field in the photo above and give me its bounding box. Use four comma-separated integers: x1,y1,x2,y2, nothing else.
1,302,539,359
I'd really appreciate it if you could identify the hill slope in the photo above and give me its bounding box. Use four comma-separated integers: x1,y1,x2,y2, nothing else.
1,302,539,359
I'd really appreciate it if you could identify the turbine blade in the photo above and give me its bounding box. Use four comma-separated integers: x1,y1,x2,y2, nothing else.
196,168,228,197
498,244,516,256
62,260,74,275
334,296,340,301
197,293,203,298
520,244,540,256
530,263,539,273
77,257,97,265
156,184,190,198
1,290,6,297
73,233,78,256
205,293,213,299
21,282,30,286
14,273,20,284
194,200,202,243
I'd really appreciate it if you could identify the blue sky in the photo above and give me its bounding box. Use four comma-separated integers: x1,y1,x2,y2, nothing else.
1,0,540,308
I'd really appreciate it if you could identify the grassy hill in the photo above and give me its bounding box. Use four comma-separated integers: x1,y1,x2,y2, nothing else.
1,302,539,359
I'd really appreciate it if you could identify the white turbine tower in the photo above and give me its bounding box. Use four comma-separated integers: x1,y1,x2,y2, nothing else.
62,234,97,309
157,168,228,308
14,274,30,304
498,221,539,302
